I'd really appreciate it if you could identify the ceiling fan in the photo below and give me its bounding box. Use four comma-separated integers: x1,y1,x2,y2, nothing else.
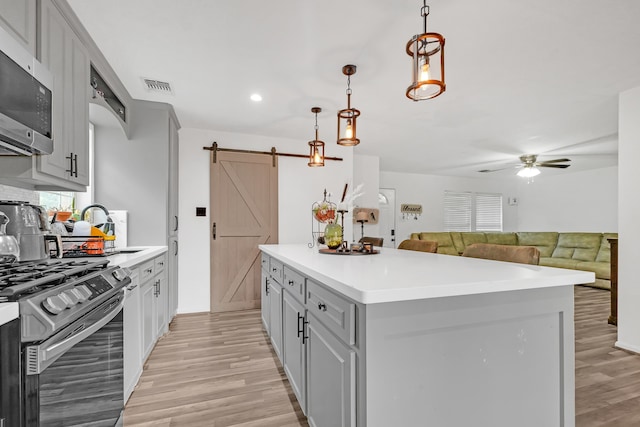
479,154,571,177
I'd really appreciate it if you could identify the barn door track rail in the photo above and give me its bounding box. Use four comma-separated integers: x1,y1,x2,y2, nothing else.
203,142,343,167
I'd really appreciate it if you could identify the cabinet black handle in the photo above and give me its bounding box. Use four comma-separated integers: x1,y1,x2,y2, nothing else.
297,312,304,338
174,240,178,256
174,215,179,232
318,302,327,312
212,222,216,240
302,316,309,344
265,277,270,295
272,267,277,272
72,153,78,177
288,280,294,286
65,154,73,176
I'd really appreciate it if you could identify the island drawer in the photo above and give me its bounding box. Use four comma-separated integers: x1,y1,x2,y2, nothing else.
269,258,284,284
283,266,306,303
307,280,356,345
261,253,269,272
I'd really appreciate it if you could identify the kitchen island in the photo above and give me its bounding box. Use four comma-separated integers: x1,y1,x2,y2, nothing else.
259,244,594,427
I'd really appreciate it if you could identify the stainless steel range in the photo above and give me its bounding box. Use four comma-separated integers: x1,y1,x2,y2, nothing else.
0,258,131,427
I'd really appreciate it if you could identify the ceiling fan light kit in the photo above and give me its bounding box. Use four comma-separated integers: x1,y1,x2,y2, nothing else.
308,107,325,167
406,0,446,101
337,64,361,146
517,165,541,178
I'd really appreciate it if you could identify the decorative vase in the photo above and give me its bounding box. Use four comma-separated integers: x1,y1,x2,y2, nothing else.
324,221,343,249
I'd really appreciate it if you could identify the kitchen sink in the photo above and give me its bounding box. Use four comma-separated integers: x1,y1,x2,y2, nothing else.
118,248,143,253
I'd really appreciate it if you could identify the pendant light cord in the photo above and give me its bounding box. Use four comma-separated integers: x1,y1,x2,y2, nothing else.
421,1,429,33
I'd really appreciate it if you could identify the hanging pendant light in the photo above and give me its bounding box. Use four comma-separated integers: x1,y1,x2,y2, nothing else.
308,107,325,167
337,64,360,146
406,1,446,101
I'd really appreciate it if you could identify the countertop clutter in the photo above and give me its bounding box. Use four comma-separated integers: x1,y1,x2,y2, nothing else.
259,243,594,304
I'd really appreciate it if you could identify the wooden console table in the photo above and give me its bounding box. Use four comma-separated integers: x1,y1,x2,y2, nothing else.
608,238,618,325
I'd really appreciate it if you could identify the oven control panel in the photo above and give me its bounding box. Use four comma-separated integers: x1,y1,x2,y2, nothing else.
41,276,113,315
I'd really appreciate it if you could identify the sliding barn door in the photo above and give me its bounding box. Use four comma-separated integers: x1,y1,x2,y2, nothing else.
210,151,278,312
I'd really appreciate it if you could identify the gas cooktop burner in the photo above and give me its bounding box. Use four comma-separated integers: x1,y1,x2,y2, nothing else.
0,258,110,300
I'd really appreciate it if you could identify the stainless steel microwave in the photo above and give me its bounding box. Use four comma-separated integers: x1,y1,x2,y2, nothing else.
0,25,53,156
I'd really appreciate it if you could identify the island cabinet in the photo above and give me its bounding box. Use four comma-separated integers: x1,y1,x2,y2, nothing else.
265,255,284,362
261,244,593,427
262,254,362,426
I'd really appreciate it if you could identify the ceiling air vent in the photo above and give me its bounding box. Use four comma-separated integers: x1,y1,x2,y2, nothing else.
142,78,174,94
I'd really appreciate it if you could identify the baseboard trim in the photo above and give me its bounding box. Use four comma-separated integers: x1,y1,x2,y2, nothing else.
614,340,640,355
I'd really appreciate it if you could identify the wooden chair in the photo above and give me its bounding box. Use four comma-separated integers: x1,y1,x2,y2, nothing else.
397,239,438,253
359,236,384,247
461,243,540,265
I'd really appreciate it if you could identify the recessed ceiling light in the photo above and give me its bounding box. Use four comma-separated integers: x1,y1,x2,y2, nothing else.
250,93,262,102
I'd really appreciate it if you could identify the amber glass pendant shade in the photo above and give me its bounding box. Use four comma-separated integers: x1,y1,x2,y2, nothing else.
406,3,446,101
308,107,325,167
337,65,360,146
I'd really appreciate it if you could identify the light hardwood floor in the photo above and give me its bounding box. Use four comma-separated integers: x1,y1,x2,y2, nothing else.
125,286,640,426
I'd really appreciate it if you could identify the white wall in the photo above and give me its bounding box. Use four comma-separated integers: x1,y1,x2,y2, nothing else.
353,154,380,240
379,171,519,241
0,184,38,204
178,128,353,313
516,166,618,232
617,86,640,352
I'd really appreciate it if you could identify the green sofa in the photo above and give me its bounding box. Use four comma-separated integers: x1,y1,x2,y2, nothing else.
409,231,618,290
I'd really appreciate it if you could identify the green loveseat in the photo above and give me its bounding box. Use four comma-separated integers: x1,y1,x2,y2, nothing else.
409,231,618,290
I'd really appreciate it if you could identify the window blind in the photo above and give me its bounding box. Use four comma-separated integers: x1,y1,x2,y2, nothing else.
443,191,472,231
475,193,503,231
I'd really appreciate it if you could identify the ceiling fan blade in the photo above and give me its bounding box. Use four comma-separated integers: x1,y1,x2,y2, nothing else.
477,165,521,173
538,164,570,168
538,158,571,164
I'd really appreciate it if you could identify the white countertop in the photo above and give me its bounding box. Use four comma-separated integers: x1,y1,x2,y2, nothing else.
0,302,18,326
104,246,167,268
259,244,595,304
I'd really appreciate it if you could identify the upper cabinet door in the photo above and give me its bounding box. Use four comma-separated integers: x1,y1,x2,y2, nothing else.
37,0,90,188
0,0,37,55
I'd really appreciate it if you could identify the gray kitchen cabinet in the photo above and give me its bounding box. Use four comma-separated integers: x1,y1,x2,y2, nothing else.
92,101,180,325
261,258,270,334
0,0,36,55
140,260,156,360
306,312,356,427
268,276,283,362
37,0,89,188
0,0,89,191
168,237,179,319
123,268,142,403
168,117,179,237
282,291,307,412
154,254,168,338
260,252,362,426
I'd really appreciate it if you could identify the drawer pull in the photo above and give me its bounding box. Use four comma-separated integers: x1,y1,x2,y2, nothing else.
272,267,277,272
265,277,270,295
318,302,327,312
288,280,294,286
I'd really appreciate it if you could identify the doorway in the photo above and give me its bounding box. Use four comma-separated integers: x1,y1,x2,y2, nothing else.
378,188,396,248
209,151,278,312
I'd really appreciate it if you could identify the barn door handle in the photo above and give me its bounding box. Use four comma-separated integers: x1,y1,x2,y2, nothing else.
212,222,216,240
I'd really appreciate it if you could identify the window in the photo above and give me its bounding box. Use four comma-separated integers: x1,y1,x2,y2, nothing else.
443,191,503,232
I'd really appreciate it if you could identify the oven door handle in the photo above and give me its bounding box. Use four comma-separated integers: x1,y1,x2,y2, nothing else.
26,297,125,375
